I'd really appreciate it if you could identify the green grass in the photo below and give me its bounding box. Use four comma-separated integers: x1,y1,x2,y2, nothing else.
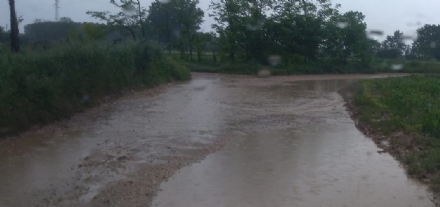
353,75,440,187
0,41,190,136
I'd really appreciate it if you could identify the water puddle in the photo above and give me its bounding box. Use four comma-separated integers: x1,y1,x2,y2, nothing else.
152,76,434,207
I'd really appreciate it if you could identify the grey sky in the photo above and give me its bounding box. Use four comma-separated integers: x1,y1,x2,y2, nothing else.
1,0,439,40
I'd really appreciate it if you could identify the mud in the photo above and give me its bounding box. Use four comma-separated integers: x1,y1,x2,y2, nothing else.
0,73,432,207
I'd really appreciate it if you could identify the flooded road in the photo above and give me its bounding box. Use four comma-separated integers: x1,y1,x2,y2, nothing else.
0,73,433,207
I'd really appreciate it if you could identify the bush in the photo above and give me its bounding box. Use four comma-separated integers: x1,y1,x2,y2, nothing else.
0,41,190,135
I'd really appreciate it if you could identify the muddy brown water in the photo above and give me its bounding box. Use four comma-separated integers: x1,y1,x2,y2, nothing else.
0,73,434,207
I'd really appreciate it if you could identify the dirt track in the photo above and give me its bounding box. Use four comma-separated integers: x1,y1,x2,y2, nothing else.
0,73,432,207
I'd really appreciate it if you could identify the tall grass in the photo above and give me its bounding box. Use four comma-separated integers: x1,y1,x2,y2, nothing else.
0,41,190,135
354,75,440,187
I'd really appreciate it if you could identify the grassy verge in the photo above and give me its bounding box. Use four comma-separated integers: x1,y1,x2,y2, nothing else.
0,41,190,136
342,75,440,191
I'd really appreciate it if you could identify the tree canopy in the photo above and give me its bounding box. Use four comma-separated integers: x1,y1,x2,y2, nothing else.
11,0,440,66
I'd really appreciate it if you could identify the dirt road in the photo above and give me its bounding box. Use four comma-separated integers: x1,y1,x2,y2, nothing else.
0,73,433,207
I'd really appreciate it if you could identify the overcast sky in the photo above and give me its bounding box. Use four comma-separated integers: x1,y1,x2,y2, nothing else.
1,0,439,40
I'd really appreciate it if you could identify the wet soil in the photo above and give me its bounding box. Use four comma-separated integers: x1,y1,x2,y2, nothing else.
0,73,432,207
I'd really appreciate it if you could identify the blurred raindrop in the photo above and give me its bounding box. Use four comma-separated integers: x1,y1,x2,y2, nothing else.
268,55,282,66
246,20,263,31
258,68,272,78
391,64,403,71
366,30,384,39
81,94,90,103
406,21,423,27
431,42,437,48
173,29,181,39
336,21,348,29
159,0,171,3
401,35,415,45
193,83,207,91
122,3,136,15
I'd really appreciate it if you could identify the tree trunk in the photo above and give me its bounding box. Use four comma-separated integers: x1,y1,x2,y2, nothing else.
135,0,145,38
9,0,20,53
212,50,217,62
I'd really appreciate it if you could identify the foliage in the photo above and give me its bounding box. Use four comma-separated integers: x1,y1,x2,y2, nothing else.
376,30,406,59
411,24,440,60
209,0,373,68
148,0,204,60
0,26,8,43
354,76,440,184
0,41,190,135
87,0,148,40
24,18,83,41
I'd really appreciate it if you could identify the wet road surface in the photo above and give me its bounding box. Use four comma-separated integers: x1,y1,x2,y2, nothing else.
0,73,433,207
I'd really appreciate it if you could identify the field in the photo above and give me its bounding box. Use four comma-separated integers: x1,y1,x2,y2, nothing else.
348,75,440,190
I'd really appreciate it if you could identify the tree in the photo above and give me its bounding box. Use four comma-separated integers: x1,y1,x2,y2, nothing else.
368,39,382,56
148,0,177,54
148,0,204,60
24,18,82,41
377,30,406,59
193,32,215,62
0,26,8,43
210,0,243,62
411,24,440,60
322,11,370,65
8,0,20,52
87,0,148,40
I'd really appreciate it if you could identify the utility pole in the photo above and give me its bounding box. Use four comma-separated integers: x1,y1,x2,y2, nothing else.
55,0,60,21
8,0,20,52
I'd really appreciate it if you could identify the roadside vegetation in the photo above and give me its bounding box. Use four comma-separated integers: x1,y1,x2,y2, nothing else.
0,41,190,135
348,75,440,190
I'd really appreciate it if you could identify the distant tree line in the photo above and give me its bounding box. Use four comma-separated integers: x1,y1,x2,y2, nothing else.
371,25,440,61
5,0,440,64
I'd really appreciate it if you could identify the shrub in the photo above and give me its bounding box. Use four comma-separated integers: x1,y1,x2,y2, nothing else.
0,41,190,135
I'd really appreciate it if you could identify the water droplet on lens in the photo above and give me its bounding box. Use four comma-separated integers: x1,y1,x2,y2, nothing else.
431,42,437,48
173,29,180,38
81,94,90,103
122,4,136,15
336,21,348,29
258,69,272,78
391,64,403,71
268,55,281,66
366,30,384,39
401,35,415,44
159,0,171,3
246,20,263,31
